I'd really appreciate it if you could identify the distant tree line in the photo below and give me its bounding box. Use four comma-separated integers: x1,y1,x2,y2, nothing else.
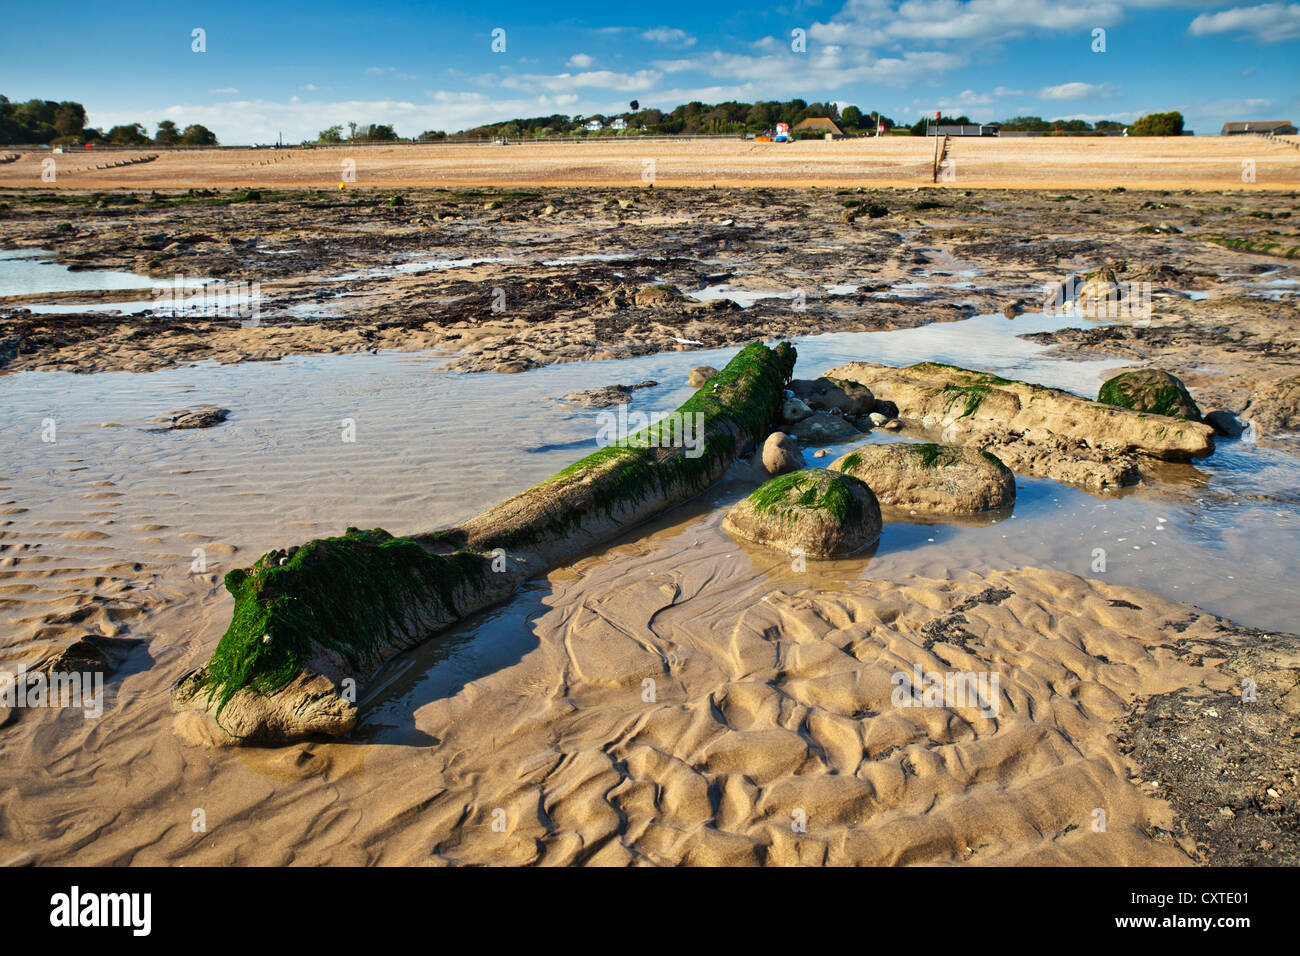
915,112,1181,136
0,95,218,146
316,122,401,144
400,102,1184,141
430,100,894,140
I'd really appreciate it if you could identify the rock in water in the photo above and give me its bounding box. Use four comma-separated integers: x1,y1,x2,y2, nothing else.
1203,409,1245,438
761,432,806,476
561,380,657,408
780,395,813,424
169,406,230,429
722,469,881,556
1098,369,1202,421
1245,375,1300,433
825,361,1214,467
789,411,862,444
688,365,719,387
830,443,1015,515
790,377,875,417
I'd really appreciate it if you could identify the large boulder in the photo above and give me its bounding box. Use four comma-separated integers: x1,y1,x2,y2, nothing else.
830,442,1015,515
761,432,806,476
1245,375,1300,433
790,377,875,417
789,411,863,444
722,469,882,557
1098,368,1202,421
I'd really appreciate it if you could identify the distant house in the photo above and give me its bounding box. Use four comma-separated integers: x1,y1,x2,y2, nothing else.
584,119,603,132
610,118,627,131
1221,120,1296,135
791,117,845,138
927,123,999,137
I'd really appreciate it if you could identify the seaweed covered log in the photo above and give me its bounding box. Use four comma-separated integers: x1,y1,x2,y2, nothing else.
172,340,796,746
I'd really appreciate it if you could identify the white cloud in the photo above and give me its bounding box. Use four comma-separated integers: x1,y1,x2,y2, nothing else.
567,53,595,68
641,27,697,47
942,89,994,106
1188,3,1300,42
1038,81,1119,99
809,0,1126,45
497,70,663,93
654,47,966,89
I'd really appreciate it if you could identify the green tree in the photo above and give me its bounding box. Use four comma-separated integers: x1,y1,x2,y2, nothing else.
179,123,218,146
841,105,863,130
107,122,150,145
155,120,181,145
1129,111,1184,136
318,124,344,143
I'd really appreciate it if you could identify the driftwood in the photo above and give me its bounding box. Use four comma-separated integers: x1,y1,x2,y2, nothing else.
172,340,796,745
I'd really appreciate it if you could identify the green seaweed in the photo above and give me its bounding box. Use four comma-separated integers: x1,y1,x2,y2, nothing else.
747,470,868,526
195,527,489,713
911,361,1014,387
912,443,960,468
938,383,992,419
1098,371,1201,420
478,340,796,552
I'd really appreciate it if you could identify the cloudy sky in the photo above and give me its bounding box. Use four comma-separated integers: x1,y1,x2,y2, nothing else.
2,0,1297,142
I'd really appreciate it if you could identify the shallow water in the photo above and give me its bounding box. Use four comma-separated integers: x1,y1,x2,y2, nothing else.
1,309,1296,682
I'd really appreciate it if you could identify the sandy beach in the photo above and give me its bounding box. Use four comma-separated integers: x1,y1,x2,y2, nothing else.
2,136,1299,192
1,167,1298,867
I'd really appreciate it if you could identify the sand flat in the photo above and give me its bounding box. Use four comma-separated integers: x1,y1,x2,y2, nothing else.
3,136,1298,191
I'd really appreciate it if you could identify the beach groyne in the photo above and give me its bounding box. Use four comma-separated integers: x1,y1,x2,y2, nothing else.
171,340,797,745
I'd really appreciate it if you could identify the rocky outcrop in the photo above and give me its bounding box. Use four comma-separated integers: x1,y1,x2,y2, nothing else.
828,361,1214,460
165,406,230,429
790,377,875,417
830,442,1015,515
722,469,881,557
823,361,1214,493
1244,375,1300,434
1098,368,1202,421
172,341,797,746
560,380,657,408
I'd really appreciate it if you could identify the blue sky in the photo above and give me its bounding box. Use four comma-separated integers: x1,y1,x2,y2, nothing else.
1,1,1297,141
